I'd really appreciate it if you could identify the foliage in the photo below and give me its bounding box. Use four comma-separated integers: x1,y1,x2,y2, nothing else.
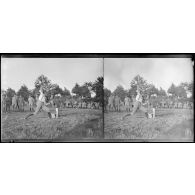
17,85,30,101
113,85,126,101
92,76,103,105
130,75,150,96
34,75,53,92
6,88,16,99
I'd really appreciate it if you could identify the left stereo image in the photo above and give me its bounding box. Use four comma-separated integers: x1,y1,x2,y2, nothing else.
1,56,104,142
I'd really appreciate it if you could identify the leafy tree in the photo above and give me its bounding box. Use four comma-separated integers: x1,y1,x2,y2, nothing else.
34,75,53,92
104,88,112,105
145,84,159,98
113,85,126,101
6,88,16,99
80,85,91,98
72,83,81,97
17,85,29,101
92,76,103,105
130,75,149,96
181,82,193,98
50,84,63,96
167,83,177,97
176,85,187,99
63,87,71,97
158,87,167,97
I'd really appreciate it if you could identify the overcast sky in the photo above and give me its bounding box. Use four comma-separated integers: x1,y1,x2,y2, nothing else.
1,58,103,92
104,58,194,92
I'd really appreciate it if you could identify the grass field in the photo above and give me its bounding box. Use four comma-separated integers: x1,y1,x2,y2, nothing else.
1,107,103,141
104,108,194,142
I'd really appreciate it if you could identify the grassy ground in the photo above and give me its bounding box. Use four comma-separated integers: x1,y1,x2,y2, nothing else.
104,108,194,142
1,108,103,141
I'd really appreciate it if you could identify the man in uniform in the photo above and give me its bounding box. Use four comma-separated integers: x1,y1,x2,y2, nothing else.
28,95,35,111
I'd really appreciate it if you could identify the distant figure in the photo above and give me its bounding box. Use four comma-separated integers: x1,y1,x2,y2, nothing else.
12,94,19,111
114,95,121,112
28,95,35,111
5,94,11,112
25,86,52,119
18,95,25,111
108,95,114,111
124,96,131,112
2,93,7,113
53,96,61,118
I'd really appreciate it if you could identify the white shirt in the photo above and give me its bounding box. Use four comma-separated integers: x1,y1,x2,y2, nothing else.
136,93,142,102
39,90,46,103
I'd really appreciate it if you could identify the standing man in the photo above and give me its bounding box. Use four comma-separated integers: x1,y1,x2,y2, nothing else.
18,95,25,111
28,95,35,111
124,96,131,112
25,86,52,119
52,95,61,118
12,94,19,111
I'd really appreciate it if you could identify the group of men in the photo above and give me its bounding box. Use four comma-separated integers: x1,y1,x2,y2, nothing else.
1,93,26,112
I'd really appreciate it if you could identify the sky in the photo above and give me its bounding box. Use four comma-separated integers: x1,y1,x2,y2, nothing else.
104,58,194,92
1,58,103,92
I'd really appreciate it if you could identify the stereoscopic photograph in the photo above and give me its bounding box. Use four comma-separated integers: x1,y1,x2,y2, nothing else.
1,57,104,141
1,55,194,142
104,58,194,142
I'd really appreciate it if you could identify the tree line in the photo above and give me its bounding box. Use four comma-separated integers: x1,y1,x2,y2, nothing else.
2,75,103,104
104,75,193,102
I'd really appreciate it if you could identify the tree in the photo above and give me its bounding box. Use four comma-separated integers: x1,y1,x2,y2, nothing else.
80,85,91,98
92,76,103,105
158,87,167,97
6,88,16,99
63,87,71,97
113,85,126,101
176,85,187,99
104,88,112,107
17,85,29,101
50,84,63,97
34,75,53,92
130,75,150,95
181,82,193,98
145,84,159,98
167,83,177,97
72,83,81,97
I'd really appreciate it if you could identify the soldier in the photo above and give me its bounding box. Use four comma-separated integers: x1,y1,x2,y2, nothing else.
53,96,61,118
28,95,35,111
114,95,121,112
5,94,11,113
1,93,7,113
124,96,131,112
12,94,19,111
18,95,25,111
108,95,114,111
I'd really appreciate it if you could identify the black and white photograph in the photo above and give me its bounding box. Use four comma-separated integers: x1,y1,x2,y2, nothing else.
104,58,194,142
1,57,104,141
